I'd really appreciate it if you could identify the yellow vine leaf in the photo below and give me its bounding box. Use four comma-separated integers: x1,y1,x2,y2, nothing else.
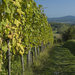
17,9,25,15
14,19,21,27
18,38,21,43
19,50,24,56
17,43,24,51
8,34,13,39
13,1,21,8
0,38,2,45
15,33,19,39
12,38,16,46
27,3,30,8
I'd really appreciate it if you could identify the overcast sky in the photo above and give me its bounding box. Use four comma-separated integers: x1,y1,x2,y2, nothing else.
35,0,75,18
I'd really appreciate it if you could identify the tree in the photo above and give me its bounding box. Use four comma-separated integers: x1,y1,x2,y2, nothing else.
62,26,75,41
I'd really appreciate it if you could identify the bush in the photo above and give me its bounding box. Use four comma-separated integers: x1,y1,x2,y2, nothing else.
63,40,75,56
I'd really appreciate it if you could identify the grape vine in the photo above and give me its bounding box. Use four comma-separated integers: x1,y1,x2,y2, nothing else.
0,0,53,74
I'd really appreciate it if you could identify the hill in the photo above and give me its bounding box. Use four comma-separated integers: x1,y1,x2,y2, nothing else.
48,16,75,24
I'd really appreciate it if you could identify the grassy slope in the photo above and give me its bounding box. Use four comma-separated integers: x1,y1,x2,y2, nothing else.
63,40,75,56
32,45,75,75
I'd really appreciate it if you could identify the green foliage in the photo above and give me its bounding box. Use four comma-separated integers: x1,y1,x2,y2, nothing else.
63,40,75,56
50,22,71,34
62,26,75,41
0,0,53,54
0,0,53,73
58,24,69,33
32,45,75,75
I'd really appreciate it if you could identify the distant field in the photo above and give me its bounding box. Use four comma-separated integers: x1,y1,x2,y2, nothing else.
53,33,62,39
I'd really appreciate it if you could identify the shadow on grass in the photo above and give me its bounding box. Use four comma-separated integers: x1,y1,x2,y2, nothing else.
32,45,75,75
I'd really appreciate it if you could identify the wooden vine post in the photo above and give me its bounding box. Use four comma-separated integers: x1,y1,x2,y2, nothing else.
34,46,37,59
37,46,40,55
7,40,11,75
27,47,31,67
21,55,24,75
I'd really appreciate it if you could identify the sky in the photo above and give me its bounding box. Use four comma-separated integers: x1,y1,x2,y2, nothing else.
35,0,75,18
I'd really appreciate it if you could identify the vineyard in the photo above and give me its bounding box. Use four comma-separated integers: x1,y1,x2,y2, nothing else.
0,0,53,75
